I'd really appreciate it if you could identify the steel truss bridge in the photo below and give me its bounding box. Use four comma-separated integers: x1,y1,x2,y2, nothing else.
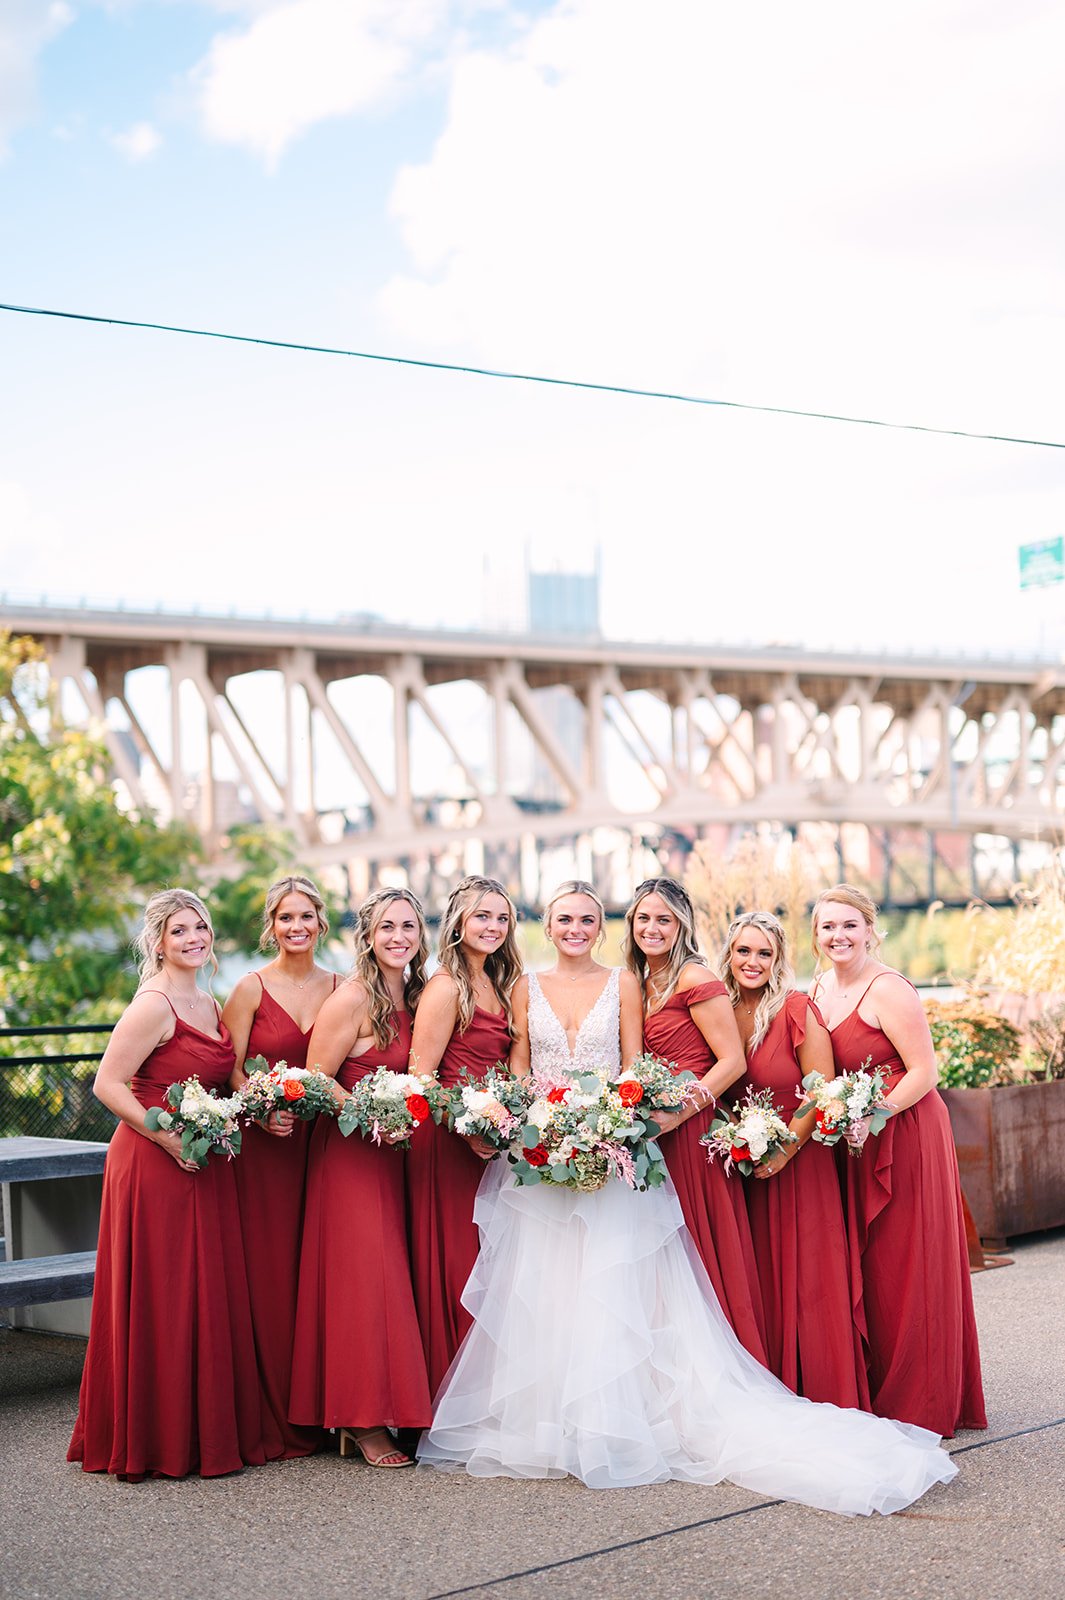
5,602,1064,909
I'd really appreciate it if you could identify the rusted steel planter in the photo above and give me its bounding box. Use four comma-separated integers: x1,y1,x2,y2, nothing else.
940,1080,1065,1247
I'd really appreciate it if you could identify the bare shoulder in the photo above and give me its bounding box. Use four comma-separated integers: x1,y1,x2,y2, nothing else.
116,988,174,1042
512,973,530,1003
867,968,923,1018
617,968,642,1000
319,976,369,1022
676,962,720,994
225,971,262,1006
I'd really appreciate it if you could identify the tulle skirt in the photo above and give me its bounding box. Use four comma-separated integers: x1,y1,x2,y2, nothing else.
418,1165,958,1516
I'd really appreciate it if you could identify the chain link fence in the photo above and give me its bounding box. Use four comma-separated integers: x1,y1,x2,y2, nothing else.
0,1026,118,1143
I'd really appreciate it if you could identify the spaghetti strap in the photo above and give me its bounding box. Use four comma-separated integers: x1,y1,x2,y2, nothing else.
331,974,338,992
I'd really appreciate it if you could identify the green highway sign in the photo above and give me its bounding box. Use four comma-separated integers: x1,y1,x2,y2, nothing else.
1019,537,1064,589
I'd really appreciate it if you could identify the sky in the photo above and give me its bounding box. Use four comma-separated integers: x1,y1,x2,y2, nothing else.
2,0,1065,657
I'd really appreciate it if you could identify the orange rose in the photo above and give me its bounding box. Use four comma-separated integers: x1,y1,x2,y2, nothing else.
618,1080,644,1107
282,1078,307,1102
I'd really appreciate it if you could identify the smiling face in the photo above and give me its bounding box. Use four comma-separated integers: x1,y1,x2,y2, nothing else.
461,892,512,959
630,892,680,962
814,900,871,967
546,893,602,957
160,908,213,972
729,925,779,996
372,898,421,973
271,891,321,955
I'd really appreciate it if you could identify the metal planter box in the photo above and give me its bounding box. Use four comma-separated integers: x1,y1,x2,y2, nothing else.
940,1080,1065,1248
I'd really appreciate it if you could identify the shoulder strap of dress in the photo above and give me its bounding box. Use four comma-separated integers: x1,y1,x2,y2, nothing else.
256,972,266,994
331,973,339,992
158,992,180,1021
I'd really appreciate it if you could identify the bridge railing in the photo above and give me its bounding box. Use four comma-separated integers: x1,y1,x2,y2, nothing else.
0,1026,118,1144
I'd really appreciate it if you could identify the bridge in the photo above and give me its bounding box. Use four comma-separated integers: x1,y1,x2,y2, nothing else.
4,600,1064,906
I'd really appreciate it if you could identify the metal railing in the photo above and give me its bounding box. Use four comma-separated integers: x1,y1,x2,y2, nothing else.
0,1026,118,1143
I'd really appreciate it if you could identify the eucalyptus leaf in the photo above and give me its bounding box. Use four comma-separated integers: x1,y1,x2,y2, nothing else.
522,1126,543,1150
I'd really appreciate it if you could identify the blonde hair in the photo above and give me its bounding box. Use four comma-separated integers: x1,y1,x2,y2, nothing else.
349,888,430,1051
811,883,883,963
438,875,522,1036
623,877,707,1010
542,880,606,947
717,911,794,1053
134,889,218,987
259,874,330,951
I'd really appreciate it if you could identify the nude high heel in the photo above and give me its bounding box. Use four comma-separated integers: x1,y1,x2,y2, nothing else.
339,1427,414,1468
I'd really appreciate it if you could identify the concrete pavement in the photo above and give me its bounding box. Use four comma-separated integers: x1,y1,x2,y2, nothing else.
2,1229,1063,1600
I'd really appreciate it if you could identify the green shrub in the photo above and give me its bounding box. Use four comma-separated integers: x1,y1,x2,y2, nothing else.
924,999,1021,1089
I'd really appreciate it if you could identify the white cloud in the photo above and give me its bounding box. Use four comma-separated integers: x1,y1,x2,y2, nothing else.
0,0,74,158
191,0,449,168
379,0,1065,437
110,119,161,161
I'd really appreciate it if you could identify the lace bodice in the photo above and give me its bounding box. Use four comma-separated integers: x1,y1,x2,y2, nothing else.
527,968,621,1076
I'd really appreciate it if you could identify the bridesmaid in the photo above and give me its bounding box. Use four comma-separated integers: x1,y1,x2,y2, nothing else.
69,889,273,1480
288,888,433,1466
406,874,521,1397
812,883,986,1436
221,874,336,1460
625,878,768,1364
720,911,869,1409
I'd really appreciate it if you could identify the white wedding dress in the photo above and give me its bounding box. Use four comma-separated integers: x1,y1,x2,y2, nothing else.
418,970,958,1514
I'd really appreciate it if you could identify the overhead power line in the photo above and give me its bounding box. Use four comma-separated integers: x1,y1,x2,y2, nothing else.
2,299,1063,451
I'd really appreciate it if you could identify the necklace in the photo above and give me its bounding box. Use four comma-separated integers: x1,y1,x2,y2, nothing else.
169,983,202,1010
277,969,314,990
834,958,870,999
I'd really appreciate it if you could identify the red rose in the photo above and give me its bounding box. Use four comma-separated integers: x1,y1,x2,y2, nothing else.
547,1087,568,1103
282,1079,307,1102
526,1144,550,1167
731,1142,750,1162
618,1080,644,1107
406,1093,431,1123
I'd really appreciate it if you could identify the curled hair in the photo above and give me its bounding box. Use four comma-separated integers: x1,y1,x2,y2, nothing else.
438,875,522,1036
542,880,606,946
134,888,218,986
349,888,430,1051
259,874,330,951
717,911,793,1053
811,883,883,965
623,877,707,1010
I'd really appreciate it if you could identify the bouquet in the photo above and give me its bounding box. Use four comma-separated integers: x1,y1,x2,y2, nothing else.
144,1075,244,1167
509,1066,669,1193
445,1064,529,1151
794,1063,892,1153
239,1056,339,1123
337,1067,444,1149
616,1052,703,1130
700,1086,796,1176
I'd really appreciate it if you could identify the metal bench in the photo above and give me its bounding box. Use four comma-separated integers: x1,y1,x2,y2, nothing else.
0,1249,97,1307
1,1136,110,1333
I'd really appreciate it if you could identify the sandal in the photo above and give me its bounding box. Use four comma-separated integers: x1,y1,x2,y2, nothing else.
339,1427,415,1468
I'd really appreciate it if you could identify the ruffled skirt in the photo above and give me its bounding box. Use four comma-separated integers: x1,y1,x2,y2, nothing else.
418,1165,958,1515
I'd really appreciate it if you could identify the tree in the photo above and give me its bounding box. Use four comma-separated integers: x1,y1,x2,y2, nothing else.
1,633,199,1135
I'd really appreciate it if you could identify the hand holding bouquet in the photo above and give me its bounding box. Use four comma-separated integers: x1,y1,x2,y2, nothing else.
509,1067,669,1192
337,1067,444,1149
794,1062,892,1153
446,1064,529,1151
616,1052,703,1132
240,1057,340,1123
701,1086,796,1176
144,1075,244,1167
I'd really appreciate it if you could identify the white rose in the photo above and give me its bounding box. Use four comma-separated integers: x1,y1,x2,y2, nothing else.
567,1091,599,1111
179,1096,200,1118
464,1089,495,1117
527,1099,554,1130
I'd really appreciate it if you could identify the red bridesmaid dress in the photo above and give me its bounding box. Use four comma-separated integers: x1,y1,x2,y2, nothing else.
831,976,987,1435
288,1012,433,1431
68,1007,271,1479
231,975,328,1458
644,979,768,1365
738,992,869,1409
405,1006,511,1398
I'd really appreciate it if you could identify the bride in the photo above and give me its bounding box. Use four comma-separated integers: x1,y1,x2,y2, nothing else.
418,882,959,1515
